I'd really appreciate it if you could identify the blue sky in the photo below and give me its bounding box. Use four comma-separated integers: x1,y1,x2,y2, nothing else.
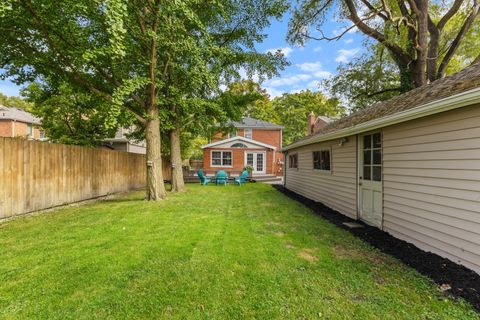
256,10,365,98
0,9,364,99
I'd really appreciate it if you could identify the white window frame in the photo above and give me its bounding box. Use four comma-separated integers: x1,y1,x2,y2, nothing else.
210,150,233,168
244,128,252,139
312,148,332,173
288,153,298,169
228,130,237,139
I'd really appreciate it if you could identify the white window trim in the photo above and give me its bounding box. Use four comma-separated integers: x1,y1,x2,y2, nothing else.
244,128,252,139
312,148,332,173
288,153,298,169
210,150,233,168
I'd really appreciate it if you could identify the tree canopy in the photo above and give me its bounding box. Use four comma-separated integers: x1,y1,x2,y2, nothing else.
221,81,346,145
289,0,480,92
1,0,288,198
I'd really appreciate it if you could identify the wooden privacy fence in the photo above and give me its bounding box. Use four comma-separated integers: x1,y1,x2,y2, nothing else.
0,137,147,219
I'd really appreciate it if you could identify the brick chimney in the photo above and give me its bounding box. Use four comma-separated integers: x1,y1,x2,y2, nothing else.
313,116,330,133
307,111,315,135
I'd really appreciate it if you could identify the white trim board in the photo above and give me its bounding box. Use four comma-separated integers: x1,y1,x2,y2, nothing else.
282,87,480,151
202,136,277,150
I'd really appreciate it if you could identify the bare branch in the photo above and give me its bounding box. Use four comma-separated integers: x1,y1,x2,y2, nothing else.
437,0,464,30
344,0,410,64
438,1,480,77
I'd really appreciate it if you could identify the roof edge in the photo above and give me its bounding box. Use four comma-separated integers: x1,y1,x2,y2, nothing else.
202,136,277,150
282,87,480,151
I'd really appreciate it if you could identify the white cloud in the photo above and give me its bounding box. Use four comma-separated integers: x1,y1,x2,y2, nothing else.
313,70,332,78
265,46,293,58
290,89,303,94
307,80,321,89
335,48,360,63
296,62,323,72
313,46,322,52
264,87,284,98
344,38,354,44
295,61,332,79
267,74,312,87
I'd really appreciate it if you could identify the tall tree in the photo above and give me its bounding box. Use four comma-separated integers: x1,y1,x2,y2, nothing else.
272,90,345,144
323,44,402,111
1,0,287,198
159,1,288,192
22,82,131,146
288,0,480,91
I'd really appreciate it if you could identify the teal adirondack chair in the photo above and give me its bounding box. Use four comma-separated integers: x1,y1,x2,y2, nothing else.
197,169,211,185
234,171,249,186
215,170,228,186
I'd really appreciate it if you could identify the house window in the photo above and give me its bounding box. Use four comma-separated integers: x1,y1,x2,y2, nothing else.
39,130,46,139
313,150,331,171
363,132,382,181
244,128,252,139
228,130,237,139
27,124,33,137
211,151,232,167
289,154,298,168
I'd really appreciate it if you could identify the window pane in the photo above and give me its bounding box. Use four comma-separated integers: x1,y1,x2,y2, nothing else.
322,151,331,171
257,154,264,171
313,152,320,169
372,166,382,181
247,154,254,166
373,149,382,165
244,128,252,139
363,150,371,165
363,166,371,180
363,135,371,149
212,151,221,159
373,133,382,148
212,158,221,165
222,152,232,166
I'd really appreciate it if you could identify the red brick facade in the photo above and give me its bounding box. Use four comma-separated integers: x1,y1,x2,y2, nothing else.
0,120,43,139
203,126,283,176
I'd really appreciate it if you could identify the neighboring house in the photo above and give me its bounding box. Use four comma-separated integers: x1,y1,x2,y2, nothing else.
282,64,480,274
202,117,283,176
0,105,45,140
103,126,146,154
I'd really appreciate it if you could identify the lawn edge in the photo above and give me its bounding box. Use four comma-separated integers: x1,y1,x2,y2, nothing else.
273,185,480,312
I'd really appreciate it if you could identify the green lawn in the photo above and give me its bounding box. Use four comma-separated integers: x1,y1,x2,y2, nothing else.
0,183,478,319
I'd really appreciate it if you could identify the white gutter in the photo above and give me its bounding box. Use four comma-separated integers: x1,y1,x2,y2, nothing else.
282,87,480,151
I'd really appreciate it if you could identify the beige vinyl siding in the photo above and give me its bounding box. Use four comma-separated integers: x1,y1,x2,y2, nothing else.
383,104,480,274
285,135,357,218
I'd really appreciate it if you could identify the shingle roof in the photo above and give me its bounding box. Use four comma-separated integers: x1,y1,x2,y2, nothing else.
290,63,480,146
320,63,480,135
0,105,41,125
225,117,283,129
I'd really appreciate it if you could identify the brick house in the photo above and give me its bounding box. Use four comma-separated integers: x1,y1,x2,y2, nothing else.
0,105,44,140
202,117,283,176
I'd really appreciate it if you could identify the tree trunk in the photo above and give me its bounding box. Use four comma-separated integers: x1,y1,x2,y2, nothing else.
145,105,167,200
170,127,185,192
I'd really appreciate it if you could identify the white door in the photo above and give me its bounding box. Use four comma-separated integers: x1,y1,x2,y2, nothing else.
245,152,266,175
358,132,383,228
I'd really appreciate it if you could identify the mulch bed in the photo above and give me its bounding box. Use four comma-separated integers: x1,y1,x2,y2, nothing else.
273,185,480,311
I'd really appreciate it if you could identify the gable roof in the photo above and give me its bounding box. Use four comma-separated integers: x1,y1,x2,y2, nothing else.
0,105,41,125
225,117,283,129
283,64,480,151
202,136,277,150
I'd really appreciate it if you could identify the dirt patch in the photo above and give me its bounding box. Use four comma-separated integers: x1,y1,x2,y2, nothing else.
274,185,480,311
286,243,296,249
332,244,364,261
297,248,318,262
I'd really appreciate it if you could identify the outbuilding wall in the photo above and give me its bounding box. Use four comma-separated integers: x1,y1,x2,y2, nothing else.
284,135,357,218
382,104,480,273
